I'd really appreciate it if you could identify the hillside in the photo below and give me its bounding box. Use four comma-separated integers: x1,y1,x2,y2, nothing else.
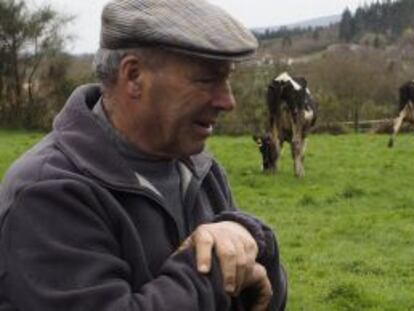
253,14,341,34
219,0,414,135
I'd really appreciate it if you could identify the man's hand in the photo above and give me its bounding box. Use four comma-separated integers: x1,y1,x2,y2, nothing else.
243,263,273,311
179,221,258,295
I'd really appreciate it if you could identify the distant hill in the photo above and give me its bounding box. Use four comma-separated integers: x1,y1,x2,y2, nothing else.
253,14,341,34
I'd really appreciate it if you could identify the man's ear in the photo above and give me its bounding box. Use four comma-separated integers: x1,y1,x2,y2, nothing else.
119,55,142,98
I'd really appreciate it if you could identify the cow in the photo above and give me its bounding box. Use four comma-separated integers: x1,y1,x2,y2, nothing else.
254,72,317,177
388,80,414,148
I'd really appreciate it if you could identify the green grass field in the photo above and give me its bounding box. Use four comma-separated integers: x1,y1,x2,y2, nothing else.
1,130,414,310
208,134,414,311
0,129,45,178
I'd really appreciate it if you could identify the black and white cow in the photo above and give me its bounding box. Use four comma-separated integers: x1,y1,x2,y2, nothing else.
254,72,317,177
388,80,414,148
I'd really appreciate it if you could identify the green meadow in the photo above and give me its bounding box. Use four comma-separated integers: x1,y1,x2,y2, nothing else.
1,130,414,310
208,134,414,311
0,130,45,178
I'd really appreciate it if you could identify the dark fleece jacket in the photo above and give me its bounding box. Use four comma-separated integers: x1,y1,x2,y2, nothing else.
0,84,287,311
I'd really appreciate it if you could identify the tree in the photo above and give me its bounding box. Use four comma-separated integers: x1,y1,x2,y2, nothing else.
339,8,355,42
0,0,71,127
280,27,293,49
312,28,320,41
313,51,394,131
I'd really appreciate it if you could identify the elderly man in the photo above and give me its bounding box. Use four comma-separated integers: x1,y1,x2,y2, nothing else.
0,0,287,310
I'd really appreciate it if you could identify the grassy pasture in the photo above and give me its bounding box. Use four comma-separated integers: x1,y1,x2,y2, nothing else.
0,130,44,178
1,130,414,310
208,134,414,311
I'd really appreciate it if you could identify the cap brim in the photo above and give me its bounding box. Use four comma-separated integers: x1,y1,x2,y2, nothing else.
160,45,257,62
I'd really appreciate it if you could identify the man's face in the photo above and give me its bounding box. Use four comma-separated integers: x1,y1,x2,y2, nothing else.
131,53,235,158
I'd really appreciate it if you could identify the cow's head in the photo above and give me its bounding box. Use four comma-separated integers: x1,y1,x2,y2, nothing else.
253,134,277,172
268,72,316,118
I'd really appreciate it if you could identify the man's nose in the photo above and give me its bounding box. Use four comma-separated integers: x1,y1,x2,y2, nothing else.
211,81,236,111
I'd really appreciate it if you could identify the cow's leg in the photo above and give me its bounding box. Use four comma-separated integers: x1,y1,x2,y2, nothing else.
388,104,410,148
273,136,282,173
270,123,281,173
298,137,308,176
290,121,305,178
300,137,308,162
291,140,305,178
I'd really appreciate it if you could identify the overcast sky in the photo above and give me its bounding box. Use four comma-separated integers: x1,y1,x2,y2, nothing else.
27,0,377,54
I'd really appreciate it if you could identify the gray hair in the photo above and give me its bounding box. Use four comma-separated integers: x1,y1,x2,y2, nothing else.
94,48,132,89
93,47,166,89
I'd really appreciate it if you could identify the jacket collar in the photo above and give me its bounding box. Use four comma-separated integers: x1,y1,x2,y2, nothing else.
53,84,214,192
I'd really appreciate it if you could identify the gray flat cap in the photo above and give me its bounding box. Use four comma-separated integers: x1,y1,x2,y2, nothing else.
100,0,258,60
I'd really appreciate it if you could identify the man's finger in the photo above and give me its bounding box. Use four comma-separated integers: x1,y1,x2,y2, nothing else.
250,264,273,311
193,227,214,274
250,279,272,311
215,239,237,293
233,240,249,296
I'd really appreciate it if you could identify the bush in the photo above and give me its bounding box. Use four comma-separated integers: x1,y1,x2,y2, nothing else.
372,120,414,134
311,123,349,135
